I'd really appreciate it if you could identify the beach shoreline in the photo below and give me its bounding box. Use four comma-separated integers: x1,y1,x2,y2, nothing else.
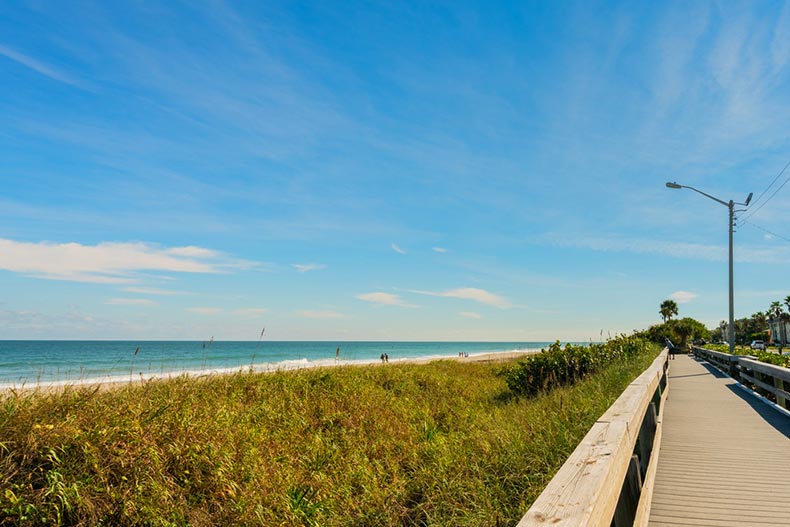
0,349,539,394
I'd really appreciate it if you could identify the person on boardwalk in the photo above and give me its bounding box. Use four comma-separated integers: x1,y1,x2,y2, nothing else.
665,338,677,360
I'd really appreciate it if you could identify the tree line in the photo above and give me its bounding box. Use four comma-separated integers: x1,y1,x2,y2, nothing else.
643,296,790,353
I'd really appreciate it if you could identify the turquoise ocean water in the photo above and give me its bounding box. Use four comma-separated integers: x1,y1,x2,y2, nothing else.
0,340,572,388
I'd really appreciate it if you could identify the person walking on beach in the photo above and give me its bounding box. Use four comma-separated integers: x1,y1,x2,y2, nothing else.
336,345,340,361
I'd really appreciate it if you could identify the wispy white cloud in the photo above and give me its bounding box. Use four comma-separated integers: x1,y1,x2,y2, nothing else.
391,243,407,254
670,291,698,304
433,247,447,253
105,298,156,306
410,287,511,308
167,246,219,258
185,307,223,315
459,311,481,319
297,310,346,319
546,234,790,264
233,308,268,318
0,305,141,337
123,286,185,296
292,263,327,273
356,292,418,308
0,239,255,283
0,44,88,89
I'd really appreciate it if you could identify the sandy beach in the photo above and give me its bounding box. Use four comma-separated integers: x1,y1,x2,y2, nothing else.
1,348,540,394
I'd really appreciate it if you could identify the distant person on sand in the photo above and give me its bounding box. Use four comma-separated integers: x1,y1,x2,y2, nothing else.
380,353,385,363
384,353,389,363
336,345,340,361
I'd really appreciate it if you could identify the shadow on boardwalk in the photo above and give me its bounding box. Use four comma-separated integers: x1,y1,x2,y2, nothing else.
723,384,790,438
649,354,790,527
694,357,790,438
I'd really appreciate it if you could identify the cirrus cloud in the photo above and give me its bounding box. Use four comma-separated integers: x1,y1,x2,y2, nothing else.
356,292,418,308
410,287,511,309
670,291,698,304
104,298,156,306
122,286,186,296
185,307,223,315
0,238,255,284
292,263,327,273
297,310,346,319
233,308,268,318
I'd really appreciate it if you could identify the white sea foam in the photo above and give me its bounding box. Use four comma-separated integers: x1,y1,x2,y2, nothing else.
0,348,542,391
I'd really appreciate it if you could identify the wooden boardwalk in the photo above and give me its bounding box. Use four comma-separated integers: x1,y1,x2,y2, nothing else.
648,354,790,526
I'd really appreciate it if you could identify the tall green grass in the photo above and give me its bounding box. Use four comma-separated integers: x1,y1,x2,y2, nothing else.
1,344,659,526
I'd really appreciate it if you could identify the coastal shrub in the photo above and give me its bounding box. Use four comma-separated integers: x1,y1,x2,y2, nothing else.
0,345,659,526
638,318,710,351
703,343,790,368
502,335,654,396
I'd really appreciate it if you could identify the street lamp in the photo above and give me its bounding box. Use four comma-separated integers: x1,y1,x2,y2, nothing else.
665,182,752,355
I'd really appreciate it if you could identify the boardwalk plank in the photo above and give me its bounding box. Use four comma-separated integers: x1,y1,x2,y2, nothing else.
648,355,790,526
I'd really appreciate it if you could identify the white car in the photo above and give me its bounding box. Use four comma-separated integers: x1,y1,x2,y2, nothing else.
750,340,766,350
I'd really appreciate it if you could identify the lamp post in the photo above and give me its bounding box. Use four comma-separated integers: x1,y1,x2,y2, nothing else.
665,182,752,355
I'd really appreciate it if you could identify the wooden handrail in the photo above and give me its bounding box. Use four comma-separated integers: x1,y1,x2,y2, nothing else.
694,346,790,410
692,346,790,410
519,349,669,527
691,346,740,377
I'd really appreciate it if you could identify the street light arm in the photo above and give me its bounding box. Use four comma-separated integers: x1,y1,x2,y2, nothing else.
664,179,750,357
680,185,730,207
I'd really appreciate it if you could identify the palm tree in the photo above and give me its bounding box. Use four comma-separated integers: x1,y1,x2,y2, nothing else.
660,300,679,323
749,311,767,341
718,320,727,343
768,301,785,353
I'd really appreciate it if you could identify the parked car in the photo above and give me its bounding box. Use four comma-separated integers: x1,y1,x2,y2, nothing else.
750,340,766,350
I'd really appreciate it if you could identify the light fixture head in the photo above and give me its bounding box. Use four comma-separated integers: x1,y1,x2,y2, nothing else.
665,182,682,189
744,192,753,206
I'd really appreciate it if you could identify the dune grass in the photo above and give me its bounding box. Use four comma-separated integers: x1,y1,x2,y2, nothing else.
1,345,659,526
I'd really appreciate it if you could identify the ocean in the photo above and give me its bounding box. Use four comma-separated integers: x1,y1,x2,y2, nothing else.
0,340,567,388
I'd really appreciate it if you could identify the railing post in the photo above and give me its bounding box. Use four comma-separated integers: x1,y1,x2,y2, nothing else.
638,402,658,478
612,455,642,527
774,376,787,408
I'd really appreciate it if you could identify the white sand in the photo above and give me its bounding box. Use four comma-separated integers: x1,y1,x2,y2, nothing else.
1,349,541,394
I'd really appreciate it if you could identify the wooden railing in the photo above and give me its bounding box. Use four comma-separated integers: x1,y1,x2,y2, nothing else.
691,346,741,378
693,346,790,411
518,349,669,527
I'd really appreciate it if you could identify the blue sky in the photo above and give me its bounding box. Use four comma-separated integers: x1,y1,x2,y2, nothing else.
1,1,789,341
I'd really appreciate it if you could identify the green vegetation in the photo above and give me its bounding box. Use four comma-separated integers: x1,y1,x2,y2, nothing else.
640,318,710,352
643,301,709,352
1,342,659,526
502,335,653,396
708,295,790,348
702,343,790,368
659,299,678,323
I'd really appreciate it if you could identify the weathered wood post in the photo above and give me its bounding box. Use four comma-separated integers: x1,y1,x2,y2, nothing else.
612,455,642,527
637,402,658,477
